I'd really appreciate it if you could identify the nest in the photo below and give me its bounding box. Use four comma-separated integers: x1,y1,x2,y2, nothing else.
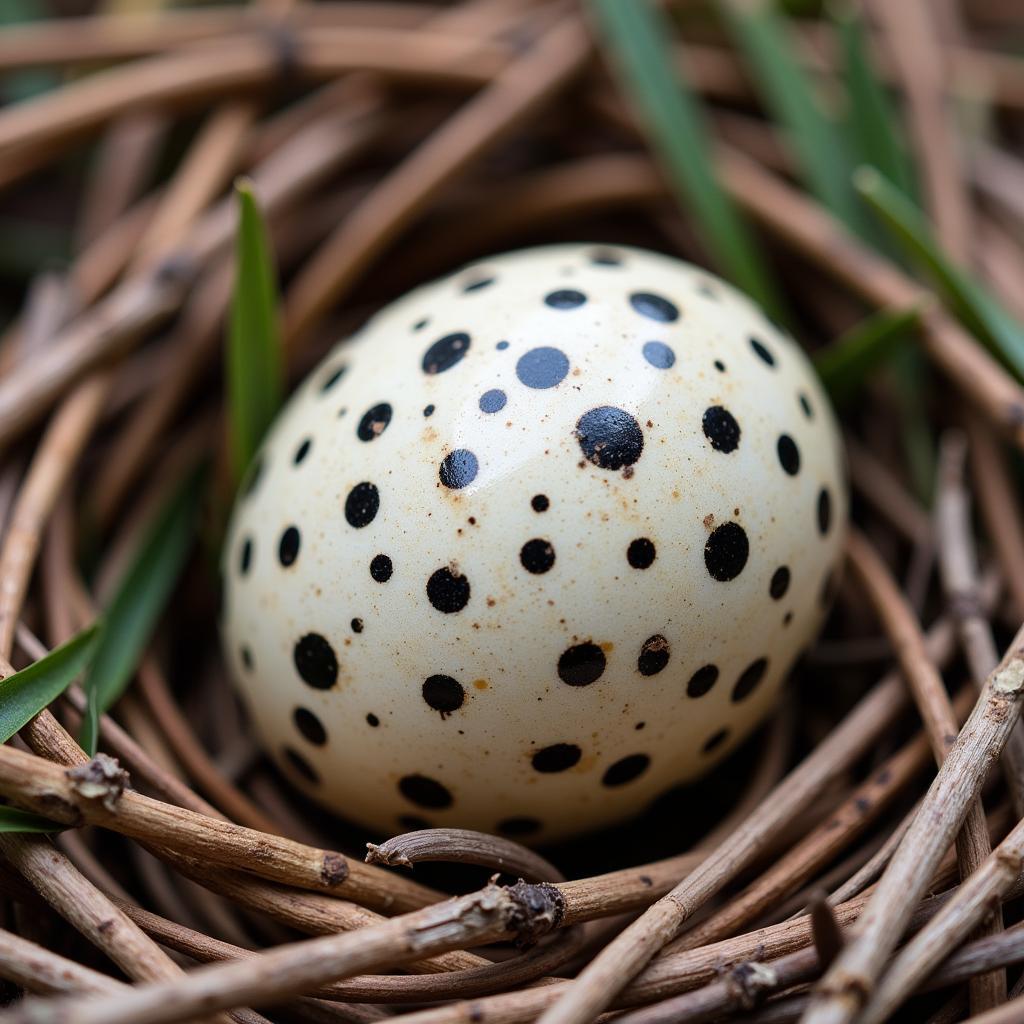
0,1,1023,1022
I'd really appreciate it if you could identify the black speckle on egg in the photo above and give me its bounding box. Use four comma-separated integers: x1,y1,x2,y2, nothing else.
278,526,300,567
319,365,347,392
630,292,678,322
423,404,435,417
497,817,542,837
642,341,675,369
351,618,364,633
687,664,719,698
412,319,429,332
558,642,606,686
575,406,644,470
345,482,379,528
293,707,327,746
240,646,253,671
238,537,253,576
293,438,312,465
638,635,670,676
516,346,570,389
732,657,769,702
422,675,465,717
590,249,622,266
750,336,776,367
283,747,320,785
479,389,507,414
627,538,656,569
399,774,452,809
770,566,791,600
369,554,393,583
714,360,726,373
777,435,800,475
496,340,510,351
818,488,833,535
799,393,813,419
602,754,650,787
427,566,470,613
704,522,749,581
462,276,494,293
702,406,741,453
532,743,581,773
545,288,586,309
531,494,550,513
357,403,392,442
293,633,338,690
520,538,555,574
702,729,729,754
366,712,379,727
422,332,470,374
439,449,479,489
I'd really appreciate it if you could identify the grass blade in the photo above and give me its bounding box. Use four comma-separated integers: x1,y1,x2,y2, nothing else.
80,466,204,755
0,807,61,834
0,626,98,743
854,166,1024,380
588,0,784,317
227,178,284,487
717,1,865,235
814,305,923,405
835,7,917,200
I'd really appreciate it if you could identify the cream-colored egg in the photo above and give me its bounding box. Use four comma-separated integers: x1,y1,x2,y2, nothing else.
221,243,846,842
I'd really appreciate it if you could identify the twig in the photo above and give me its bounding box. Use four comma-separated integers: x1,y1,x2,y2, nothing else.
803,564,1024,1021
938,430,1024,813
366,829,564,883
4,880,565,1024
283,13,591,345
0,744,435,912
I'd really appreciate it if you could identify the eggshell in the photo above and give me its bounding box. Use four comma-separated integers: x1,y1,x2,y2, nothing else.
221,243,846,842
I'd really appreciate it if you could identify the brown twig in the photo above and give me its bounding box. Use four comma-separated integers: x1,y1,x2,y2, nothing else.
367,829,564,883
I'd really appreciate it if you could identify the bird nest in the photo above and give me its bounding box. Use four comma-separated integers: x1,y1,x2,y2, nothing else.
0,1,1023,1023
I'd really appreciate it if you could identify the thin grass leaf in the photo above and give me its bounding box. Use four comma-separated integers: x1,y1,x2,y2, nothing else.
227,179,284,487
80,466,205,755
855,166,1024,380
0,626,98,743
835,6,917,200
588,0,783,317
0,807,62,834
814,305,922,405
717,1,866,235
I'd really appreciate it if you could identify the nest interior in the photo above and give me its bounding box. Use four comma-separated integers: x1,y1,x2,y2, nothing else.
1,1,1024,1023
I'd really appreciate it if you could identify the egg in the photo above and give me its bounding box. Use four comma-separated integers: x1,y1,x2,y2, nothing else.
221,243,846,843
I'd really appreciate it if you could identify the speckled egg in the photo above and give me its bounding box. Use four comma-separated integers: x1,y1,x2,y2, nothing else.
221,243,846,843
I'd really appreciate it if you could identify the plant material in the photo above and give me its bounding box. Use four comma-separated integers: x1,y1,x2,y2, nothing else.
717,0,865,235
814,305,921,404
855,166,1024,381
0,625,97,743
80,466,203,755
226,180,284,487
588,0,782,316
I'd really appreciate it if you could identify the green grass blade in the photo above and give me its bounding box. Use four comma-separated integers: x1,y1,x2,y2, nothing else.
717,1,865,235
589,0,784,317
854,166,1024,379
0,626,98,744
80,466,205,755
814,305,923,405
0,807,61,834
835,7,917,199
227,179,284,487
